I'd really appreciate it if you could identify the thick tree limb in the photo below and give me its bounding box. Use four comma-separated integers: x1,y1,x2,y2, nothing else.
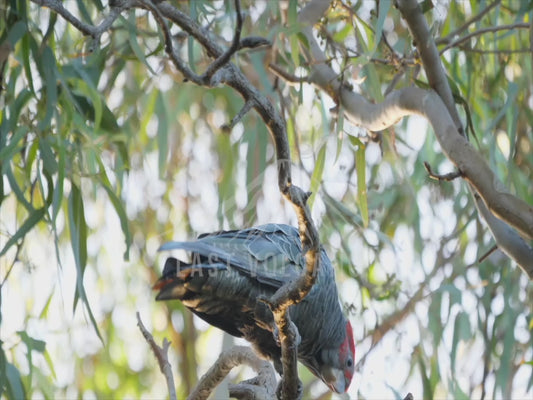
187,346,276,400
295,0,533,278
396,0,464,136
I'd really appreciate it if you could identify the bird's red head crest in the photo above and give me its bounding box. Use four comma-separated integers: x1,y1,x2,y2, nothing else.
341,320,356,390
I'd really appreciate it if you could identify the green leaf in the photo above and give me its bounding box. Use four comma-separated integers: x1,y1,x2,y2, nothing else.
308,140,326,209
68,184,103,343
51,137,65,224
372,0,392,53
75,0,94,24
127,12,156,74
417,350,433,400
334,111,344,163
4,163,31,211
21,32,36,94
419,0,435,13
243,123,267,224
7,87,33,134
428,292,443,345
37,46,58,131
156,93,169,179
6,20,27,47
451,380,470,400
289,34,300,68
5,362,25,400
17,331,46,389
73,79,103,130
438,284,462,307
139,89,158,139
356,143,368,227
451,311,471,372
96,159,132,260
0,126,29,161
39,137,58,175
0,207,45,257
68,183,88,309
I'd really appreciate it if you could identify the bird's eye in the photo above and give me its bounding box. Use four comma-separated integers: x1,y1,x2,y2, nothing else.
346,358,353,368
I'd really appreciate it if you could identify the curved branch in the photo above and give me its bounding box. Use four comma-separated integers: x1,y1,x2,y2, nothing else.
296,0,533,278
395,0,533,276
188,346,276,400
396,0,464,135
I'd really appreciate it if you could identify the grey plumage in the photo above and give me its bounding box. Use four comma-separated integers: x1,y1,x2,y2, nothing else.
155,223,355,393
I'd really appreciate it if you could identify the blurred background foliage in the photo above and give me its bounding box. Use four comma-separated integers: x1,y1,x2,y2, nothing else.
0,0,532,399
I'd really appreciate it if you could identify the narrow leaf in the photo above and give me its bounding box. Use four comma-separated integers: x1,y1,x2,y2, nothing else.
308,140,326,208
0,207,45,257
96,158,131,260
6,363,25,400
356,144,368,227
156,93,168,178
37,46,58,131
127,12,155,74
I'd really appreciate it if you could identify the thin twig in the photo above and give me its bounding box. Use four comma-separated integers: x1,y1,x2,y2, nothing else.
459,47,532,54
30,0,132,42
423,161,462,181
478,244,498,263
439,23,529,54
221,99,255,132
201,0,243,83
136,312,177,400
268,63,310,86
436,0,502,45
140,0,204,84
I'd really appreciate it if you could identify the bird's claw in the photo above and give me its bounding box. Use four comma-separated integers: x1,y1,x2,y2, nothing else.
276,378,303,400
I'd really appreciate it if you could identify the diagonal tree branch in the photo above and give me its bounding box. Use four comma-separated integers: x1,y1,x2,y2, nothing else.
294,0,533,278
395,0,533,278
396,0,464,136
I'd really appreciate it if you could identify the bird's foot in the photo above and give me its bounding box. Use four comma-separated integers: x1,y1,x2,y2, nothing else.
276,378,303,400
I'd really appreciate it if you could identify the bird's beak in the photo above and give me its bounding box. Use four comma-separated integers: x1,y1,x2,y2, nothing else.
324,367,346,393
306,361,347,394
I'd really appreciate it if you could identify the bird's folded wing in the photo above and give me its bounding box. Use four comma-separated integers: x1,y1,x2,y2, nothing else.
159,224,304,288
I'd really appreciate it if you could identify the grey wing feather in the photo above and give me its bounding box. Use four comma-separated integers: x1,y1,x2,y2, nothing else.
159,224,304,288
